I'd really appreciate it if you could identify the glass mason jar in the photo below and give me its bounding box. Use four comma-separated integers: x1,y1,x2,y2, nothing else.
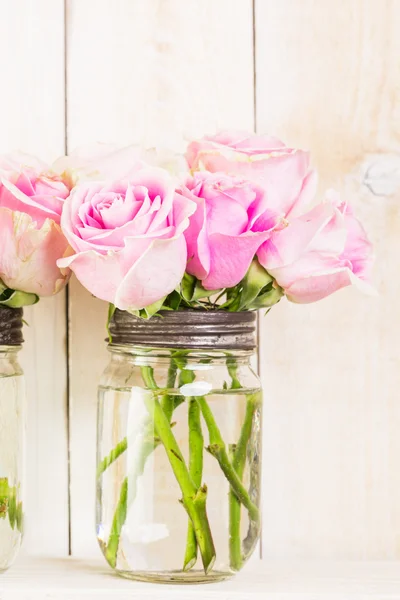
0,306,25,573
96,310,262,584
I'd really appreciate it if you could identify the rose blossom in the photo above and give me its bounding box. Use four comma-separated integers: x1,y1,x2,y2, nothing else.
258,191,374,303
176,171,280,290
186,130,317,218
0,209,71,296
58,167,196,310
0,152,70,225
0,154,71,296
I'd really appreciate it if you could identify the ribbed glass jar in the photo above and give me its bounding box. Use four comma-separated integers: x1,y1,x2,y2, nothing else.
96,310,262,584
0,306,25,573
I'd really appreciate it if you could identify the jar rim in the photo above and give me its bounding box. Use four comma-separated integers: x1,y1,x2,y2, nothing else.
108,309,257,351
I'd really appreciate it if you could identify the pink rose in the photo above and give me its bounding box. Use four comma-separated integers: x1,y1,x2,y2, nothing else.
0,154,70,225
176,172,279,290
186,130,317,218
58,168,196,310
0,208,71,296
0,155,71,296
258,191,374,303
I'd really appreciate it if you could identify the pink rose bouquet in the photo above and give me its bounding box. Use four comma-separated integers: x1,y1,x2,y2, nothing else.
48,130,373,315
0,131,373,580
0,154,71,307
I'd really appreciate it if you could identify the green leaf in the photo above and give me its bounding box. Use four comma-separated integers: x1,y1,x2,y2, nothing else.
237,259,273,311
247,285,284,310
0,287,39,308
143,296,167,319
180,272,222,305
181,272,196,302
126,296,169,320
164,290,181,311
221,287,242,311
192,280,220,302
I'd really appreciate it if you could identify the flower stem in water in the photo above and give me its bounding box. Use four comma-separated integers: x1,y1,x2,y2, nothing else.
143,391,216,574
183,398,204,571
229,393,258,570
197,396,260,524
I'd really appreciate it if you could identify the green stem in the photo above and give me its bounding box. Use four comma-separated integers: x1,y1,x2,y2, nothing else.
183,398,204,571
229,394,258,570
141,365,158,390
161,361,178,421
197,396,260,524
143,392,215,574
97,437,128,478
227,361,242,390
104,477,128,567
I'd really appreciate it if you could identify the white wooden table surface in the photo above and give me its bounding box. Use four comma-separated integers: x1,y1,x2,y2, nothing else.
2,559,400,600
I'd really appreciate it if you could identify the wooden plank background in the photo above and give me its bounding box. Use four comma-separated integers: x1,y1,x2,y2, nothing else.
257,0,400,558
0,0,398,560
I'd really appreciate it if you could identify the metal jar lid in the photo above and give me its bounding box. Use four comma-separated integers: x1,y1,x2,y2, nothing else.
0,306,24,346
109,309,257,351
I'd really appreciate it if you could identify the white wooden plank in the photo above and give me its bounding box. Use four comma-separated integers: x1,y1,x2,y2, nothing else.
3,558,400,599
256,0,400,558
66,0,254,556
0,0,69,555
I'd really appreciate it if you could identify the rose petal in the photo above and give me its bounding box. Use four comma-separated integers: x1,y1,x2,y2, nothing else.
0,176,64,225
180,192,210,280
258,202,343,270
206,194,249,236
171,192,197,236
115,236,187,310
287,168,318,218
203,230,273,290
285,269,352,303
58,249,123,303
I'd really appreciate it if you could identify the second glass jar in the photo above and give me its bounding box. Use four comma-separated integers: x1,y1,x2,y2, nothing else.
0,306,25,573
